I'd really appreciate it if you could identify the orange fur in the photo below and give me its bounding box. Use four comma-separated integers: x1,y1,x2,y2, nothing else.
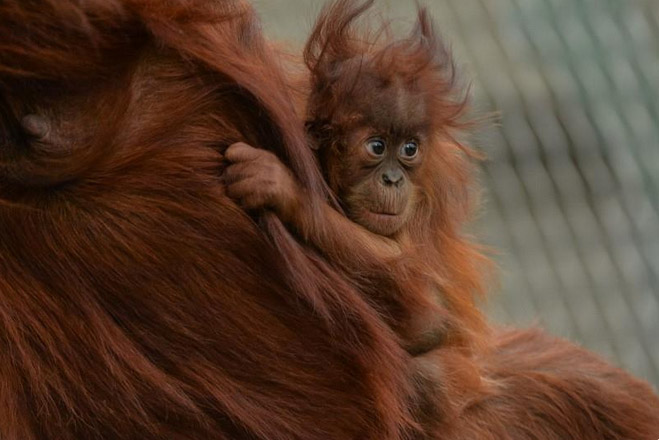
0,1,414,438
304,0,489,352
0,1,657,439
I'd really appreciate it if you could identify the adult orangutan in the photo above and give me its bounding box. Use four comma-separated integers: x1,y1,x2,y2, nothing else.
0,1,416,439
1,1,658,440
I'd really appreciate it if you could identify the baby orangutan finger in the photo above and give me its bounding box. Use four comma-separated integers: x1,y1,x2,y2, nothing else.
226,178,271,209
240,193,272,211
225,142,263,163
224,161,262,184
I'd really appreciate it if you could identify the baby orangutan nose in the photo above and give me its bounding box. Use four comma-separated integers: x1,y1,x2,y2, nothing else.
382,167,404,187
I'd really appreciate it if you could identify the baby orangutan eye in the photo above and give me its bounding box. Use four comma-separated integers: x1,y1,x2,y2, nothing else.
400,140,419,159
365,138,386,156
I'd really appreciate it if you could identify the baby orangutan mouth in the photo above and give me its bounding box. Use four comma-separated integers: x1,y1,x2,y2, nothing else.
354,209,406,236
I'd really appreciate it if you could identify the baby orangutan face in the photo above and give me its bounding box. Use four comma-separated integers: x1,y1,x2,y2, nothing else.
334,126,423,236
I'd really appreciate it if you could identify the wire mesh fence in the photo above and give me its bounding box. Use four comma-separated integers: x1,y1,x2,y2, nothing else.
254,0,659,387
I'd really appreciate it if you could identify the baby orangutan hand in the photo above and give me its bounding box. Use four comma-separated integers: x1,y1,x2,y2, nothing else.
224,142,304,221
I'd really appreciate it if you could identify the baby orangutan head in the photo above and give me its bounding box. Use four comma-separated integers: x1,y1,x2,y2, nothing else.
304,3,464,237
316,71,430,236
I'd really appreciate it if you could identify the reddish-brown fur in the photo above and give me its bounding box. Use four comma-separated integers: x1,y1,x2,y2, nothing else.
0,1,415,438
0,1,657,439
224,0,489,358
303,0,490,354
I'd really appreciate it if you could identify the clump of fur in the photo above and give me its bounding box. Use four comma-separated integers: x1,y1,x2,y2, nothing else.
0,1,415,439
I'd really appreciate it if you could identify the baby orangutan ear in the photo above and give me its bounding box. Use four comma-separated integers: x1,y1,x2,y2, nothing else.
304,118,335,151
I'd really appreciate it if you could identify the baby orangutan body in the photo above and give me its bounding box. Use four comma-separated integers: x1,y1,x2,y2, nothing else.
224,9,470,355
225,139,443,355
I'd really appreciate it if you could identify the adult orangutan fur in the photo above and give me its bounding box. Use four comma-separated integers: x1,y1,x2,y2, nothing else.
0,1,415,439
0,1,657,440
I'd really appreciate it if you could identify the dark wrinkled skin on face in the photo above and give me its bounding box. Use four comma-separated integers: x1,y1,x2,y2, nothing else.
335,124,425,237
318,66,432,237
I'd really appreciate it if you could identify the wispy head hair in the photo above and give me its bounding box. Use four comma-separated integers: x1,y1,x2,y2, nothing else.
304,0,467,136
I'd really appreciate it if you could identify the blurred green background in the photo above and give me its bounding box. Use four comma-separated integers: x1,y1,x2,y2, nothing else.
252,0,659,387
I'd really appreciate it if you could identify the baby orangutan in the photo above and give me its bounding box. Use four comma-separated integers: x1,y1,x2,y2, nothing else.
225,5,484,355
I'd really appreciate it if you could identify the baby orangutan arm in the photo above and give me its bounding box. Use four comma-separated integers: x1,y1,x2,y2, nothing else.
224,142,402,265
226,142,450,356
